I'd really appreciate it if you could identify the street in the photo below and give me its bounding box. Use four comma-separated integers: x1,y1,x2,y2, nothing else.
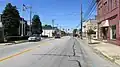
0,36,119,67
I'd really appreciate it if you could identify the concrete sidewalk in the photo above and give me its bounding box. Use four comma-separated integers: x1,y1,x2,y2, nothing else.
83,38,120,66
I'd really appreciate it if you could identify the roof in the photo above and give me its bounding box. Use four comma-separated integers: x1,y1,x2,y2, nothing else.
20,17,27,22
100,20,109,27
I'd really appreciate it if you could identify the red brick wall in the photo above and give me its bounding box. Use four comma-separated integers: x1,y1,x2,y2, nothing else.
97,0,119,22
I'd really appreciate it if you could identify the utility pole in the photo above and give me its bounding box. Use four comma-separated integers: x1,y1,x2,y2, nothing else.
29,6,32,35
21,5,24,36
52,19,54,37
52,19,54,30
21,18,24,36
22,4,32,36
80,0,83,39
60,26,62,31
57,24,59,29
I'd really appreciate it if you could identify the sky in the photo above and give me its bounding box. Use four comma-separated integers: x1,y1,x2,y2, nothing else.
0,0,96,31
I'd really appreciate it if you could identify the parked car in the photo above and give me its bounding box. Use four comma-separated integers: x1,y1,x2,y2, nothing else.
28,34,41,41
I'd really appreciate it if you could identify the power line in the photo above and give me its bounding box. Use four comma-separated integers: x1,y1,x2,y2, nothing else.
39,13,80,17
75,0,97,29
85,3,97,21
84,0,96,20
84,0,95,17
84,3,96,20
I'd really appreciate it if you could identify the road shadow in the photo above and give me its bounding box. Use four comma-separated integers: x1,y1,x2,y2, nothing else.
32,54,80,57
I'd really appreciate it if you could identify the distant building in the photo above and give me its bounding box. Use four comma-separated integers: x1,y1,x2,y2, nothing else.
42,29,54,37
82,19,98,39
42,28,56,37
42,26,57,37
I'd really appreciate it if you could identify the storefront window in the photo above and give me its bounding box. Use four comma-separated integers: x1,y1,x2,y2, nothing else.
111,25,116,39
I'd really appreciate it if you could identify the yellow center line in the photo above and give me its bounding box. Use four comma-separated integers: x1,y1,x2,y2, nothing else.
0,49,32,62
0,42,50,62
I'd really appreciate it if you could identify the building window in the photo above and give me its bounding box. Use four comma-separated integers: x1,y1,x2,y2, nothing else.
112,0,117,9
104,1,108,14
111,25,116,39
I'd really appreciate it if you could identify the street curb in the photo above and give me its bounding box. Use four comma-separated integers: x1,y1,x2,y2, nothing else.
0,40,28,46
115,60,120,66
14,40,28,44
91,47,120,66
5,43,14,45
95,49,120,66
93,48,115,62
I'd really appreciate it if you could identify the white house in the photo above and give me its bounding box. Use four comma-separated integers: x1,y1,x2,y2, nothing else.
42,29,54,37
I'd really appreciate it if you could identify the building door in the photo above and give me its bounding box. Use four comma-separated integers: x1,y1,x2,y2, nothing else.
102,27,108,40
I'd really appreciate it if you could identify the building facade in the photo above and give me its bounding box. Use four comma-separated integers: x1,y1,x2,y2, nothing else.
42,29,54,37
82,21,87,37
19,18,27,36
97,0,120,45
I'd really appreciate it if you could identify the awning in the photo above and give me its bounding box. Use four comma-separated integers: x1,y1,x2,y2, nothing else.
100,20,109,27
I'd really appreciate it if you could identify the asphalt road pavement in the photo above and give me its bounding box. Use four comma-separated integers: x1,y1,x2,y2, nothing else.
0,36,119,67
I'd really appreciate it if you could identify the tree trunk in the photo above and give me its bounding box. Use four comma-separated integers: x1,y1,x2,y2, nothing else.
88,34,92,44
89,34,92,44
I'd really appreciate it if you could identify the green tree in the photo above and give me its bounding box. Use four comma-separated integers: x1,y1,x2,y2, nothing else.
2,3,20,36
73,29,77,34
42,25,52,29
31,15,42,34
73,29,77,36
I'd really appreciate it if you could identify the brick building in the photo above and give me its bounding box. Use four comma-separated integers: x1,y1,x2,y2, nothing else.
97,0,120,45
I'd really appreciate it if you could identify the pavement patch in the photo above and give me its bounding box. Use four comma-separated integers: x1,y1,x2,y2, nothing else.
68,60,81,67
